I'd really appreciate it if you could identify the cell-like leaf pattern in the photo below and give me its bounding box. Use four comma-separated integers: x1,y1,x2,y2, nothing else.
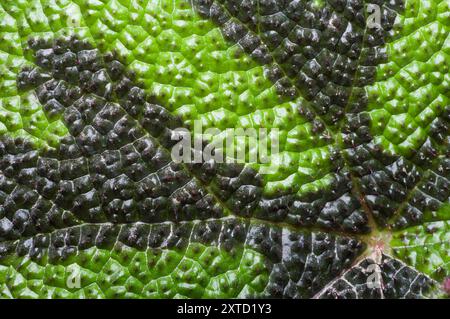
0,0,448,299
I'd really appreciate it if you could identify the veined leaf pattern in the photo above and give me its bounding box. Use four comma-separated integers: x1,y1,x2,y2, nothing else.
0,0,448,298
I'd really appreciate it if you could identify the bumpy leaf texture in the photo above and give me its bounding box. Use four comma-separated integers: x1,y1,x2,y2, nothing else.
0,0,448,299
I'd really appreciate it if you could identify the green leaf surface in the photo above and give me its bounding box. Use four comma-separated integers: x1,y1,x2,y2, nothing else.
0,0,448,299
